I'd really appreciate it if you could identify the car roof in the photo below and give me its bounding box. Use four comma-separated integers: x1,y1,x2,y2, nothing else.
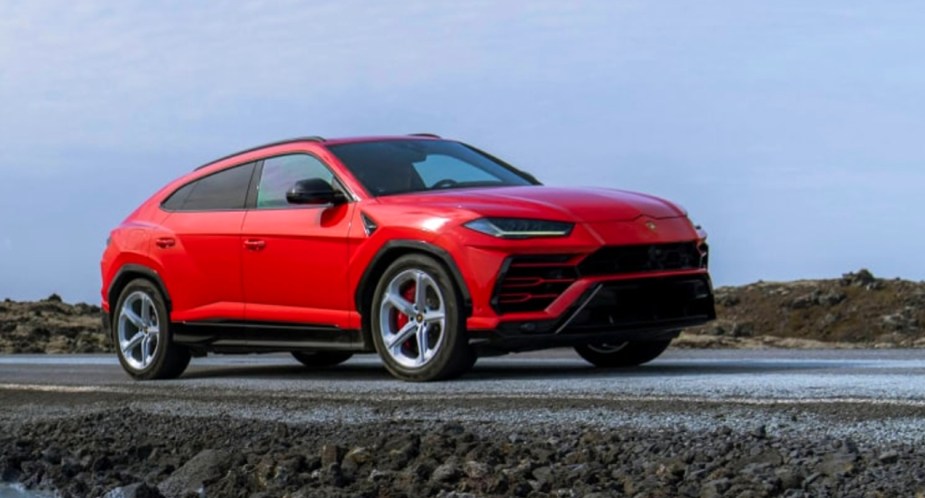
193,134,443,171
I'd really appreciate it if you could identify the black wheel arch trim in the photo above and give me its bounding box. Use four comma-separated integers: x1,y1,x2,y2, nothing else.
355,240,473,316
108,264,173,319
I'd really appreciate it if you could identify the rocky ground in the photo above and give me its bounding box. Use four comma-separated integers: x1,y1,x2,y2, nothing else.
0,295,106,354
2,409,922,498
683,269,925,348
2,270,924,497
2,270,922,354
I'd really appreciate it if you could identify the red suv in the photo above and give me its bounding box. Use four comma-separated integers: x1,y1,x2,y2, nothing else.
100,135,714,381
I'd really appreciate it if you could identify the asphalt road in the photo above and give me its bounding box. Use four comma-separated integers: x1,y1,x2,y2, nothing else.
1,349,923,445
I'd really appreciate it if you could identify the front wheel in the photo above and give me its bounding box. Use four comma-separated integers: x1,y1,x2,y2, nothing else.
370,254,474,382
114,279,190,380
575,339,672,368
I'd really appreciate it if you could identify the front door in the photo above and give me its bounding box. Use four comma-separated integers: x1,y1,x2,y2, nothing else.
241,153,354,328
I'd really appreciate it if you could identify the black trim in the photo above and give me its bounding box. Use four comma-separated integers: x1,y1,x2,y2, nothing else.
469,327,684,355
108,264,172,314
173,320,367,352
355,240,473,315
360,211,378,236
489,257,514,313
408,133,441,138
194,136,326,171
473,274,716,354
244,160,264,209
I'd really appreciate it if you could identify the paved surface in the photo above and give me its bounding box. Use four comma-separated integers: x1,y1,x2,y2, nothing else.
2,349,923,444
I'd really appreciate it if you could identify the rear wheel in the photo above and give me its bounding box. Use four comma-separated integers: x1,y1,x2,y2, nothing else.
370,254,474,382
575,339,672,368
291,351,353,368
114,279,190,380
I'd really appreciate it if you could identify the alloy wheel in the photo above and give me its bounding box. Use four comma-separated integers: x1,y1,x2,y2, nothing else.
378,269,447,369
117,291,160,370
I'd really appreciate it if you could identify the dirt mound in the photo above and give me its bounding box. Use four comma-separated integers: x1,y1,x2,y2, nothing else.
684,269,925,347
2,269,923,353
0,295,108,353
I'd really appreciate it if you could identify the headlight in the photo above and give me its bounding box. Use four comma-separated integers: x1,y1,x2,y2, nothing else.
464,218,574,238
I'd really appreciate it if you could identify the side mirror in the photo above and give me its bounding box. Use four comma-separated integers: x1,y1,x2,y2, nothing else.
286,178,347,205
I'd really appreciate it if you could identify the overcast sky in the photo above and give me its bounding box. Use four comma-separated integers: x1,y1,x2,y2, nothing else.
1,1,924,303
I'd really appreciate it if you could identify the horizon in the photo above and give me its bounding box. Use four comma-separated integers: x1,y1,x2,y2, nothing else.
2,1,925,303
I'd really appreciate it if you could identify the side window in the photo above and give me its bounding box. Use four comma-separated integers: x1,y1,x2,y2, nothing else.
412,154,497,187
257,154,333,208
163,162,255,211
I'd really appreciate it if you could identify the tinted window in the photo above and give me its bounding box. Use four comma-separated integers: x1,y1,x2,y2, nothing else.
329,140,533,196
413,154,497,187
257,154,333,208
164,163,255,211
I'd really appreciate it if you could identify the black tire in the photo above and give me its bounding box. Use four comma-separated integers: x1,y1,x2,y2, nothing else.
113,278,190,380
291,351,353,368
370,254,474,381
575,339,672,368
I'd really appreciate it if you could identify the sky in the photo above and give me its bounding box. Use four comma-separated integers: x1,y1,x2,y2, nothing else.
1,0,924,303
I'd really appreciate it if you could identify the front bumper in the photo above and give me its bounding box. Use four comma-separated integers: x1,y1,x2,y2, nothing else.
469,273,715,354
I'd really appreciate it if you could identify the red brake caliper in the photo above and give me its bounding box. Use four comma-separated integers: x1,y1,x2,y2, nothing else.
393,282,417,355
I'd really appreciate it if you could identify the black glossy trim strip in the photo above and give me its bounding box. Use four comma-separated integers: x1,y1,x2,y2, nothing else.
194,136,326,171
173,321,366,352
108,264,172,312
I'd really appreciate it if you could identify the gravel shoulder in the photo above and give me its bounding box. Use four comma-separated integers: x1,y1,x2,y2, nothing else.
1,351,924,497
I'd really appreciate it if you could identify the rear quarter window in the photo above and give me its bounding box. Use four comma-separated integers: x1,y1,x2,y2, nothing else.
162,162,256,211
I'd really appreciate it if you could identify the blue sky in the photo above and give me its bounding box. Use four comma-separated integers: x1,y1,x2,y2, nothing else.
1,1,924,303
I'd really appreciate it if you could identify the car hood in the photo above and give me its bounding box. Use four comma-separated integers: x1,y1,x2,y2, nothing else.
377,186,686,222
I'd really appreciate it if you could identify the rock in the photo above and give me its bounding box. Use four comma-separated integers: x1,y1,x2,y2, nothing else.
531,465,553,483
788,293,819,309
344,447,371,466
731,322,755,337
817,453,857,477
842,269,877,287
320,444,343,467
432,461,461,483
463,460,490,480
750,425,767,439
104,483,165,498
879,451,900,464
157,449,232,498
818,291,846,306
700,478,731,498
774,467,803,490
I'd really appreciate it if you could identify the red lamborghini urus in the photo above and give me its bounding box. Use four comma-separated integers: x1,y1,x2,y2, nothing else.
100,135,715,381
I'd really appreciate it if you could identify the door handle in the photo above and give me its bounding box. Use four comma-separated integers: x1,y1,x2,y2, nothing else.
155,237,176,249
244,239,266,251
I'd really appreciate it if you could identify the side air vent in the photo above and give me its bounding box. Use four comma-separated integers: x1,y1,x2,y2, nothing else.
493,255,578,313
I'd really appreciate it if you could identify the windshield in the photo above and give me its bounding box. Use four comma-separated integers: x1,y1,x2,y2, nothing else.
328,140,536,196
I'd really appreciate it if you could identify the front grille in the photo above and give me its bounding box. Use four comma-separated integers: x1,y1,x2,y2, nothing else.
563,276,715,333
578,242,703,276
493,255,578,313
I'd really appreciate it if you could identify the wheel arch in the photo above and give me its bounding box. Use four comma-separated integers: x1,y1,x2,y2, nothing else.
355,241,472,338
107,264,173,334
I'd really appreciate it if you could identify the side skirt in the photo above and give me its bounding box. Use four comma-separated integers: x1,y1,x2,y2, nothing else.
172,320,371,354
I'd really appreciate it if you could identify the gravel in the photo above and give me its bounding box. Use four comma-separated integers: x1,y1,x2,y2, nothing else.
2,407,925,498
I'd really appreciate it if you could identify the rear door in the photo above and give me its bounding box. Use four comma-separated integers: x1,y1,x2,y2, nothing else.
154,162,256,322
240,153,354,327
